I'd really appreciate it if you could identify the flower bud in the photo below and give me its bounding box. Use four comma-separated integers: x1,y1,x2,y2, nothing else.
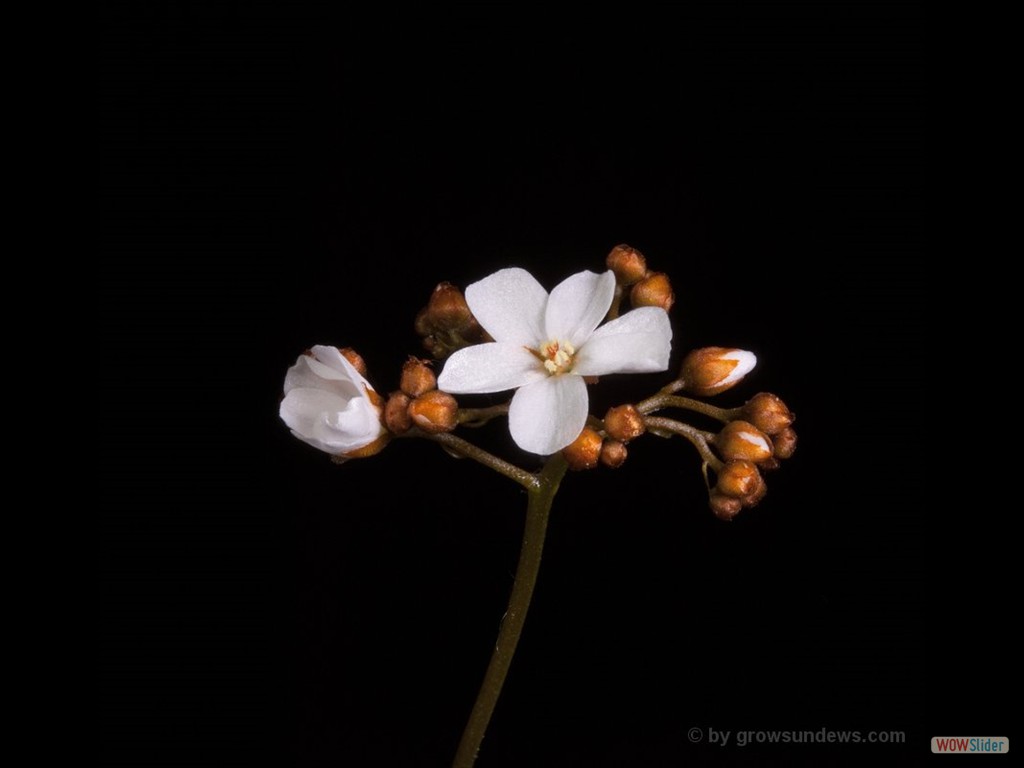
772,427,798,460
599,439,628,469
414,308,433,336
384,391,413,435
606,244,648,285
679,347,757,397
337,347,368,377
742,392,794,435
460,316,489,344
630,271,674,311
400,357,437,398
426,282,473,329
709,492,742,521
281,345,387,458
715,460,763,499
741,477,768,508
561,427,603,471
715,420,773,463
408,390,458,433
603,404,645,442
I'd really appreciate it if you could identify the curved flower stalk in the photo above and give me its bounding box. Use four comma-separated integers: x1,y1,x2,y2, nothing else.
280,244,797,767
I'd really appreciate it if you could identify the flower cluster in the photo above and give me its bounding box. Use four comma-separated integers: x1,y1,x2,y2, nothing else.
279,243,798,768
280,243,795,515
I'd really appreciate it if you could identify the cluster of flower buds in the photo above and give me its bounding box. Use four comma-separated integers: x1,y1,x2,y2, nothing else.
710,394,796,521
606,244,675,311
414,282,489,360
279,344,465,466
384,357,459,436
664,345,797,520
742,392,798,461
561,404,645,471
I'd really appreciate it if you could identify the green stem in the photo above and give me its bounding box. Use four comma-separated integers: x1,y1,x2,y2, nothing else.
417,431,539,491
636,392,739,422
643,415,724,471
457,403,511,427
452,455,569,768
659,378,686,394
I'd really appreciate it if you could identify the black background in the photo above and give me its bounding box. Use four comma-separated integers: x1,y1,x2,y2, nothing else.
100,4,960,767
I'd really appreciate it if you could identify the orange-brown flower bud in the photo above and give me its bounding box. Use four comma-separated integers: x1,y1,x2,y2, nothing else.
715,420,774,463
603,404,645,442
741,477,768,508
772,427,798,460
400,357,436,398
600,439,628,469
460,316,489,344
630,271,674,311
606,244,648,285
709,492,742,521
561,427,603,471
426,282,473,329
414,308,433,336
742,392,794,435
384,391,413,435
416,284,488,360
715,460,763,499
408,391,458,433
338,347,368,377
679,347,757,397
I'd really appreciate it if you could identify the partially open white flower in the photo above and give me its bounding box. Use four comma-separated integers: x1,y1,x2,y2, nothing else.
437,268,673,455
280,345,386,457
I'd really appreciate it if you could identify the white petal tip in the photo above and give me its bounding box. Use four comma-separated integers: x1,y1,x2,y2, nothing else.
721,350,757,385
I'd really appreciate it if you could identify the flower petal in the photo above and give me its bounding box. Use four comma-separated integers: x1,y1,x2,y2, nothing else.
308,345,349,374
284,346,370,398
437,343,547,394
284,356,360,399
719,350,758,387
465,267,548,346
312,396,382,449
508,375,588,455
280,388,382,454
573,307,673,376
280,387,349,441
544,270,616,347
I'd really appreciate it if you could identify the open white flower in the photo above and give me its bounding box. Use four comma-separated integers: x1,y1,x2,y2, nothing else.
280,345,386,457
437,268,673,454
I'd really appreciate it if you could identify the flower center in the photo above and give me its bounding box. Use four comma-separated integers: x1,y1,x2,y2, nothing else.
540,339,575,375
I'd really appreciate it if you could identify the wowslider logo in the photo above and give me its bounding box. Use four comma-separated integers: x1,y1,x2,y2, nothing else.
931,737,1009,754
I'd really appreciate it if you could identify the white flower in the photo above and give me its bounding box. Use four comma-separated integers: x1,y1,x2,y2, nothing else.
280,345,386,457
437,268,673,454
